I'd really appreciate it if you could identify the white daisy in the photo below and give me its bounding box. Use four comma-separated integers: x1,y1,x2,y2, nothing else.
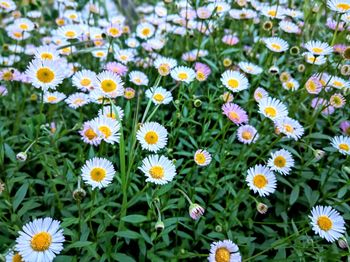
194,149,212,166
274,117,304,141
267,149,294,175
238,62,263,75
136,22,155,39
246,164,277,197
170,66,196,84
129,70,149,86
261,5,286,19
331,135,350,155
0,0,16,12
43,91,66,104
208,239,242,262
139,155,176,185
282,78,300,91
264,37,289,53
258,97,288,120
15,217,65,262
65,92,90,109
94,71,124,98
72,69,97,91
81,157,115,189
114,49,135,64
327,0,350,13
5,250,23,262
98,105,124,121
154,56,177,76
303,52,327,65
329,76,350,89
136,122,168,152
14,18,34,32
254,87,269,102
304,40,333,56
93,116,121,144
145,86,173,105
237,125,259,144
309,206,346,242
79,120,102,146
34,45,60,61
57,25,83,40
25,59,65,90
279,21,300,34
221,70,249,92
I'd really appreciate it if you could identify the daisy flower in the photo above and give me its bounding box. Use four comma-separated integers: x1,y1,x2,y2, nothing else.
6,25,30,41
194,149,212,166
282,78,300,91
238,62,263,75
124,87,135,99
136,122,168,152
330,93,346,108
170,66,196,84
115,49,135,64
329,76,350,89
0,0,16,12
222,34,239,46
222,103,248,125
237,125,259,144
261,5,286,19
258,97,288,120
145,86,173,105
25,59,65,90
81,157,115,189
221,92,234,103
93,116,121,144
139,155,176,185
66,93,90,109
305,77,322,94
154,56,177,76
254,87,269,102
309,206,346,242
304,41,333,56
246,164,277,197
43,91,66,104
15,217,64,262
229,8,257,19
274,117,304,140
208,239,242,262
106,23,123,38
264,37,289,52
195,62,211,81
14,18,34,32
92,49,108,59
57,25,83,40
105,62,128,76
221,70,249,92
72,70,97,91
267,149,294,175
5,250,23,262
34,45,60,61
79,120,102,146
129,71,149,86
94,71,124,98
136,22,155,39
303,52,327,65
279,21,300,34
331,135,350,155
340,121,350,135
327,0,350,13
98,105,124,121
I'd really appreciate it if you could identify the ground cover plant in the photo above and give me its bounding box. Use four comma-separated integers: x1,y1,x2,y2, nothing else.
0,0,350,261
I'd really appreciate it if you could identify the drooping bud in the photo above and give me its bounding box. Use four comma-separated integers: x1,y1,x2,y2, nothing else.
16,152,27,162
189,203,205,220
257,203,268,214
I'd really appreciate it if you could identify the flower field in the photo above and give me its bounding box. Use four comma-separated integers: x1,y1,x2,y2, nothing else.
1,0,350,261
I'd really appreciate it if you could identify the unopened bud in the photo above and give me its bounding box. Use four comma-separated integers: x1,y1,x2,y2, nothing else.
155,220,164,231
257,203,268,214
215,225,222,232
73,188,86,201
338,237,348,249
189,203,205,220
194,99,202,107
269,66,279,75
16,152,27,162
313,149,325,161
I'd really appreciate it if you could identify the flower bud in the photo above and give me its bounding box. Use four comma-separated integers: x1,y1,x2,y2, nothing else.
215,225,222,232
223,58,232,67
313,149,325,161
297,64,305,72
155,220,165,231
189,203,205,220
16,152,27,162
257,203,268,214
343,46,350,60
263,21,273,31
73,188,86,201
269,66,279,75
30,93,38,101
340,64,350,76
0,181,5,195
194,99,202,107
338,237,348,249
290,46,300,56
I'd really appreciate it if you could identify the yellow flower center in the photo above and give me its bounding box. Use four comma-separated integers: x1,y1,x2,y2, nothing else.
268,10,277,16
65,30,76,38
307,80,316,91
12,253,23,262
178,72,188,80
101,79,117,92
56,18,65,26
242,131,252,140
37,67,55,83
19,23,28,30
195,153,206,164
1,1,10,8
153,93,164,102
271,43,281,51
317,215,332,231
120,55,128,61
264,106,277,117
142,27,151,36
196,71,206,81
331,96,342,106
90,167,106,182
69,14,77,19
312,47,323,54
253,174,267,188
286,82,294,89
80,78,91,87
95,51,105,57
339,143,349,151
84,128,97,140
158,64,170,75
333,81,344,87
215,247,230,262
109,28,120,36
227,78,239,89
47,96,57,102
149,166,164,179
3,71,13,81
229,111,240,122
30,232,52,251
73,98,84,105
274,156,286,168
336,3,350,11
284,124,294,133
41,52,53,60
144,131,158,144
99,125,112,138
13,32,22,38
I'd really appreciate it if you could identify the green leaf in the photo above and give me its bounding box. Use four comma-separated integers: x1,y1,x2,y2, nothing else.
116,230,141,239
121,215,148,224
289,186,300,205
115,253,136,262
13,183,29,211
67,241,93,248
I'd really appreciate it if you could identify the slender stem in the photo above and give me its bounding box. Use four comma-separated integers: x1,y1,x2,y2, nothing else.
176,188,193,204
